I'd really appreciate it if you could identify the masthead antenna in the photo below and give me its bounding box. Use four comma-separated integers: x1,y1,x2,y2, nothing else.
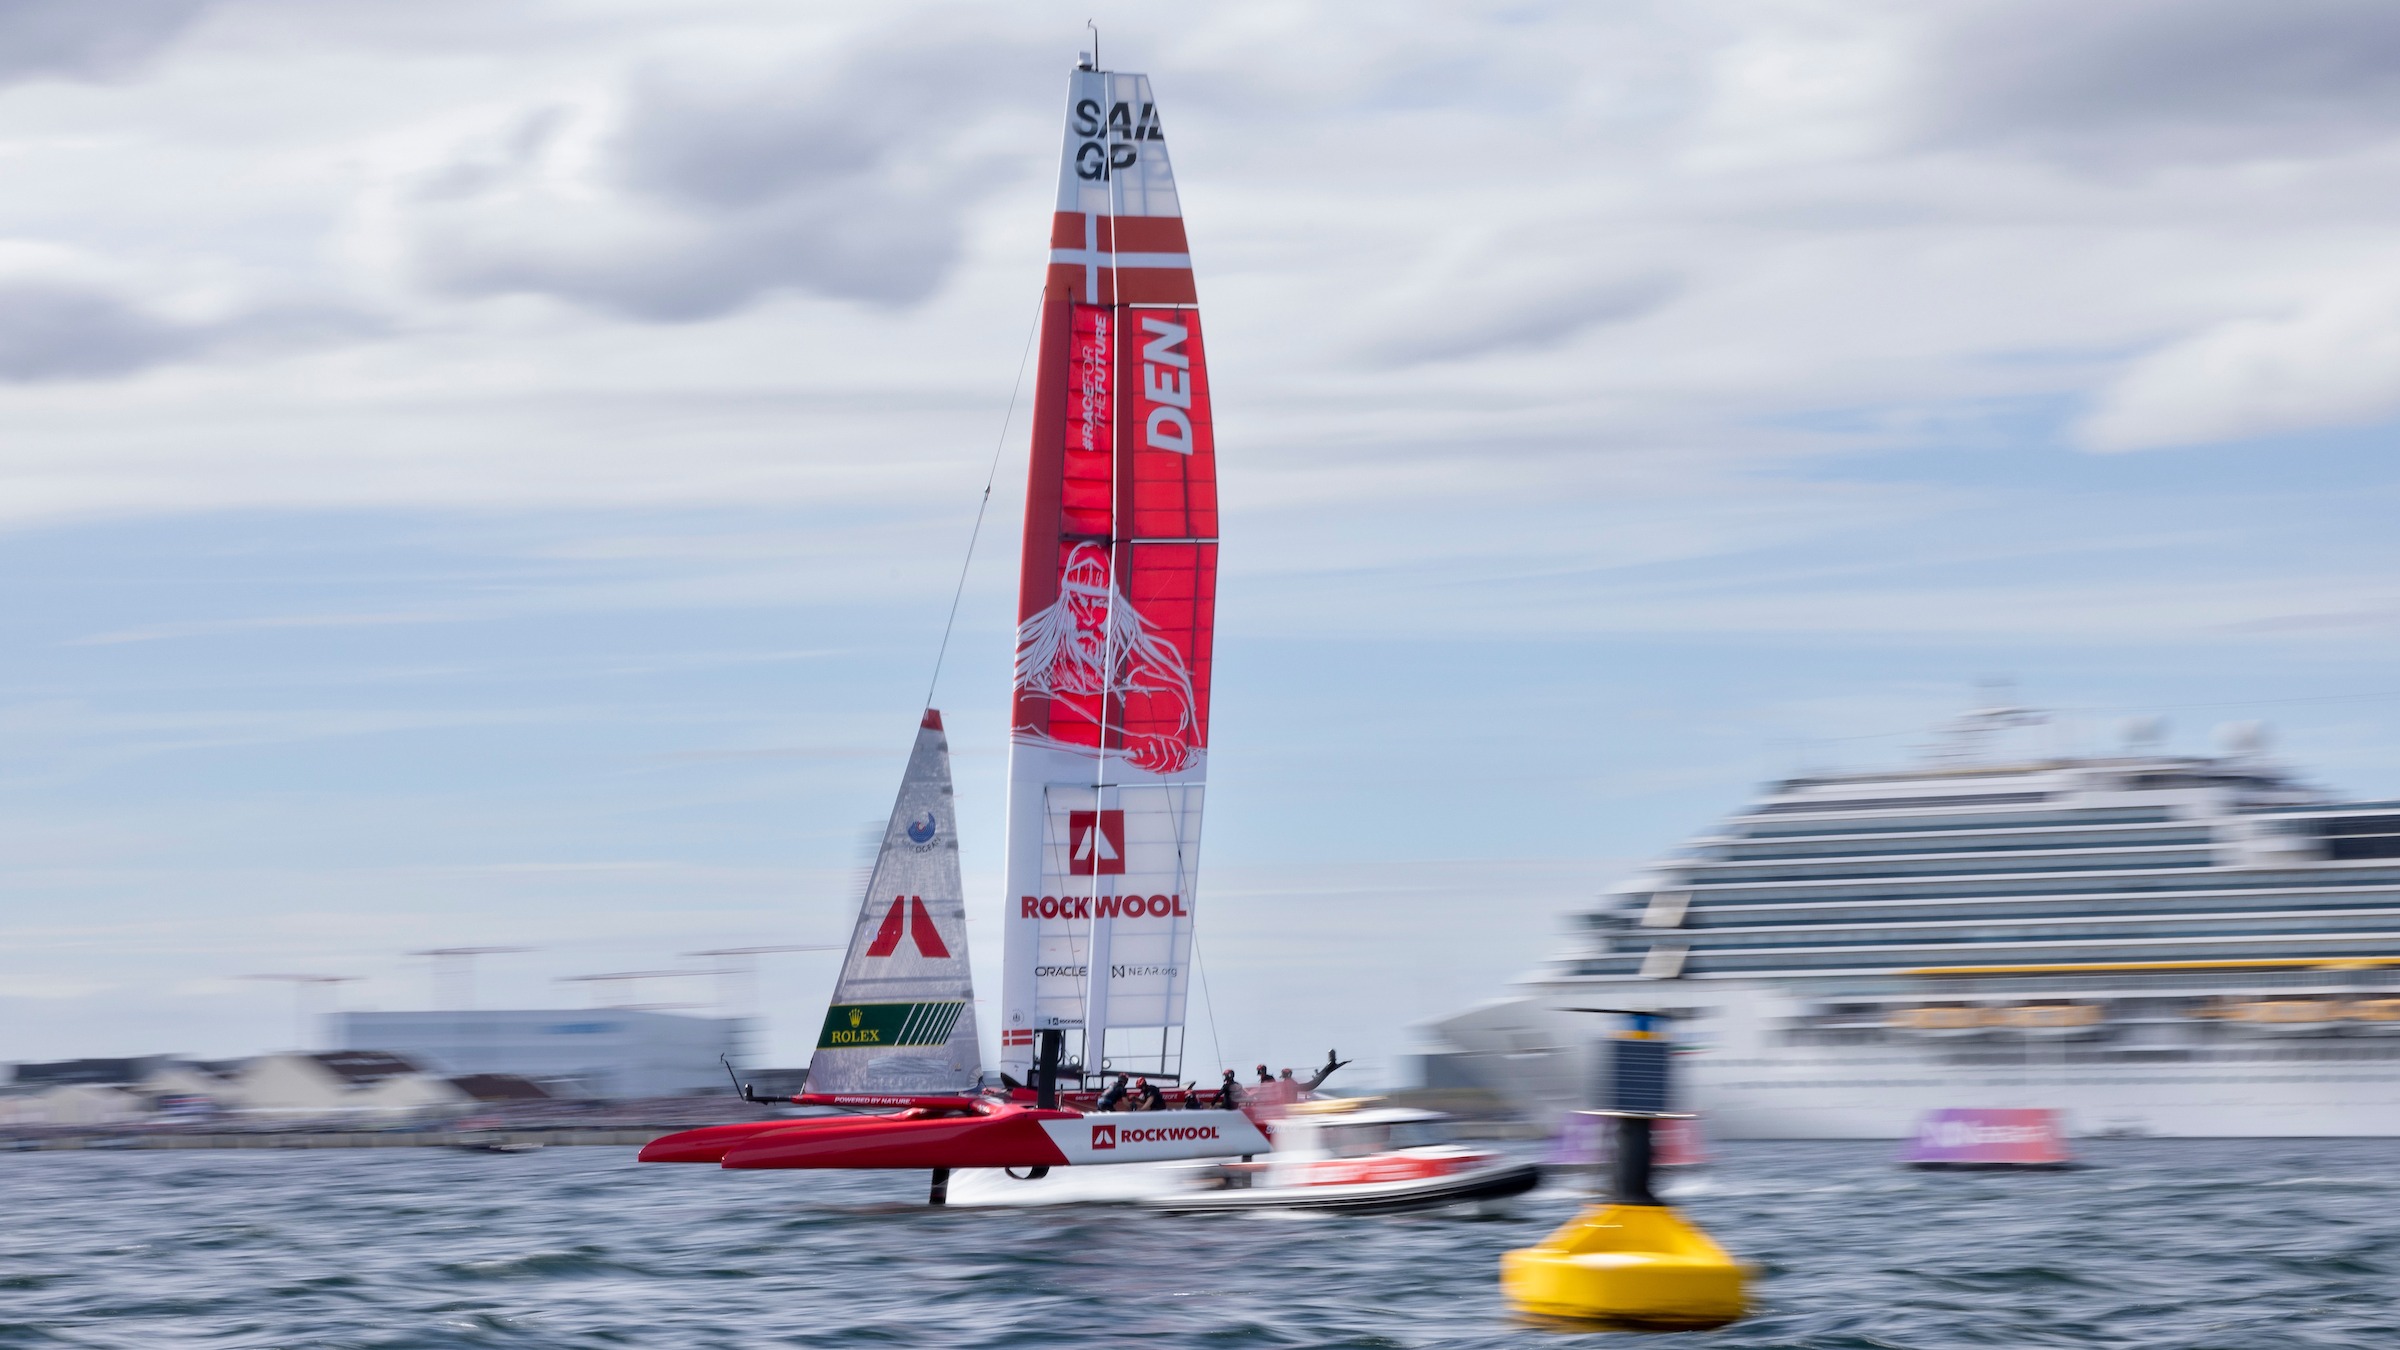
1087,20,1100,71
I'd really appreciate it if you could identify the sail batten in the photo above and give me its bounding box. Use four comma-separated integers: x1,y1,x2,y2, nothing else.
1001,66,1215,1081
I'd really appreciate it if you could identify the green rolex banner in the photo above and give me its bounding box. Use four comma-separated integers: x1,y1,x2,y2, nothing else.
817,1001,968,1050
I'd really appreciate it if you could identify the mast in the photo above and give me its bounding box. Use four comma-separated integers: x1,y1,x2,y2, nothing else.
999,58,1216,1083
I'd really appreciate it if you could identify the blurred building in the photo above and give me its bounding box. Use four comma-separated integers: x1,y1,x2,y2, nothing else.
1,1052,478,1123
7,1056,188,1088
231,1050,468,1115
4,1056,228,1126
0,1083,146,1127
334,1009,750,1098
446,1073,552,1104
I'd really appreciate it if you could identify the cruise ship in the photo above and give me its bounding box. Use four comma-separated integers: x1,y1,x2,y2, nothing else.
1423,705,2400,1137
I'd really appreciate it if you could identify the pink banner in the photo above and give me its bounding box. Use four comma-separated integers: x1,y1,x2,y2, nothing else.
1902,1108,2071,1167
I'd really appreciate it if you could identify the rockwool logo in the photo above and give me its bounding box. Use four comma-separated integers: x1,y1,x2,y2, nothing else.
1067,809,1126,876
1089,1123,1222,1150
1117,1125,1221,1145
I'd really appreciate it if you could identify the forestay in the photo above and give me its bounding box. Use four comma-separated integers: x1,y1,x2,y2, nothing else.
806,710,982,1099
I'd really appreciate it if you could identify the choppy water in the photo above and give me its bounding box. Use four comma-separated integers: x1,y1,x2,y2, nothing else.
6,1140,2400,1348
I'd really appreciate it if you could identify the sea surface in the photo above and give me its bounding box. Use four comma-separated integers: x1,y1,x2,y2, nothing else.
6,1140,2400,1348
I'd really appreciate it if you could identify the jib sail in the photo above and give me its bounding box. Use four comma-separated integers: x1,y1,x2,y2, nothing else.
806,710,983,1099
999,64,1215,1083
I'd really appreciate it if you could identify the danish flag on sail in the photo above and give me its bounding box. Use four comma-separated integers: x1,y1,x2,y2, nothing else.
1000,65,1214,1081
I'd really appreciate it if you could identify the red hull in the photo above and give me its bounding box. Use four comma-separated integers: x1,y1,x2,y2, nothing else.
723,1103,1079,1170
641,1103,1082,1171
638,1117,848,1165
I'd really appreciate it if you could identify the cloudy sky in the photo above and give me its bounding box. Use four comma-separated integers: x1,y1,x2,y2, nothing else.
11,0,2400,1080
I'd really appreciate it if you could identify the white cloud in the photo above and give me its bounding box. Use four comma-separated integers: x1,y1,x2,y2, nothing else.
2081,274,2400,450
1,0,2399,531
387,36,1043,320
0,0,223,89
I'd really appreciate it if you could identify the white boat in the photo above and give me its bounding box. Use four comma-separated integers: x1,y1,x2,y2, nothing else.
947,1100,1540,1214
1151,1103,1540,1214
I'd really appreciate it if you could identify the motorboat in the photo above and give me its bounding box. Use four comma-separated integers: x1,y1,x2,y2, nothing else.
1155,1102,1539,1213
945,1099,1539,1214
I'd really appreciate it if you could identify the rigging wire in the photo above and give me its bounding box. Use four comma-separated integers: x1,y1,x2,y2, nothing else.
1078,59,1124,1070
923,296,1043,712
1073,69,1227,1081
1190,930,1226,1086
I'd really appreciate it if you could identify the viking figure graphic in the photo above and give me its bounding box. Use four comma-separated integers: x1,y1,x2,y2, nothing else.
1013,541,1200,772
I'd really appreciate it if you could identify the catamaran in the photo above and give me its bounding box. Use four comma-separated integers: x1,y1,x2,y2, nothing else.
641,51,1547,1214
640,54,1267,1200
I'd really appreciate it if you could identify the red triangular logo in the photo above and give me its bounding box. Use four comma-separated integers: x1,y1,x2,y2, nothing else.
863,897,905,956
909,896,951,958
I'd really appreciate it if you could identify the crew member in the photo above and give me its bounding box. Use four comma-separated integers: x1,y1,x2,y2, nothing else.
1256,1064,1273,1085
1097,1073,1130,1112
1135,1077,1166,1111
1214,1069,1242,1110
1300,1049,1351,1091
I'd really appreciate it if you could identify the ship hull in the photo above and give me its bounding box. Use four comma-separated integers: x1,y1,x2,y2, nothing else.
1425,984,2400,1139
1693,1049,2400,1138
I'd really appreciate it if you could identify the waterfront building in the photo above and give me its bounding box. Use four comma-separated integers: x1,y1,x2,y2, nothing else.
0,1083,146,1127
228,1050,469,1116
6,1056,189,1088
334,1009,749,1099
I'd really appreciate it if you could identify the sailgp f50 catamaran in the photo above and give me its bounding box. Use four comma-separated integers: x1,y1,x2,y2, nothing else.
639,55,1270,1201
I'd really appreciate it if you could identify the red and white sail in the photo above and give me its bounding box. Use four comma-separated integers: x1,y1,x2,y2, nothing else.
999,65,1216,1082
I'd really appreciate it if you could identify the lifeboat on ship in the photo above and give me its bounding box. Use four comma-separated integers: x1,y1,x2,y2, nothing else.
2219,999,2346,1035
1993,1002,2105,1038
1887,1004,1992,1038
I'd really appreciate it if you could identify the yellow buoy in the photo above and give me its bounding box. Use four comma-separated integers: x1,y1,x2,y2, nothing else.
1503,1010,1747,1329
1501,1202,1746,1329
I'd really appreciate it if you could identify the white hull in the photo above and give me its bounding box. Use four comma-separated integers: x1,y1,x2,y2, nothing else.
945,1162,1188,1207
1148,1159,1540,1214
1692,1047,2400,1138
942,1157,1543,1213
1428,985,2400,1139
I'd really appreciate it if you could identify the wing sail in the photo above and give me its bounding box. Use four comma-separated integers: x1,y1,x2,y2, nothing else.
806,710,983,1099
999,67,1215,1082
